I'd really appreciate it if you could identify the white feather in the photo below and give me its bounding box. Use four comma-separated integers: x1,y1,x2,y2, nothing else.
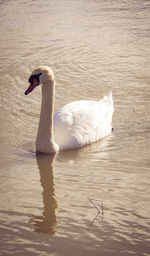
54,93,114,150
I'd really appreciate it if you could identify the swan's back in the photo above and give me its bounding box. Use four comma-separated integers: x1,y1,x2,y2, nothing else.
54,93,114,150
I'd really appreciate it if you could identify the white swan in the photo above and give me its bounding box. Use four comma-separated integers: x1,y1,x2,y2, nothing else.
25,66,114,154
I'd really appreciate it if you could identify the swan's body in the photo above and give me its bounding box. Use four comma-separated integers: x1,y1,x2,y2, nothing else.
25,66,114,154
54,97,113,151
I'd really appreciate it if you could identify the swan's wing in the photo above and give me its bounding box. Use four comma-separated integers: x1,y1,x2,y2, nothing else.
54,97,114,150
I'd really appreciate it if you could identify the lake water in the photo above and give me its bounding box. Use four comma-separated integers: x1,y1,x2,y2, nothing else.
0,0,150,255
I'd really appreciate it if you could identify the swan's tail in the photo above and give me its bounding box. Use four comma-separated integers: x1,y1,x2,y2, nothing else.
103,92,113,106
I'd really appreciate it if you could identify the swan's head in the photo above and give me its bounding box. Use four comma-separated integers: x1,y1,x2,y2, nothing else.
25,66,54,95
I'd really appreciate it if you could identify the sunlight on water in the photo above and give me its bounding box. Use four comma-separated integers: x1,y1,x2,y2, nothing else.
0,0,150,255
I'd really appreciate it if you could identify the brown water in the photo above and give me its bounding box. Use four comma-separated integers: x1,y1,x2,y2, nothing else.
0,0,150,255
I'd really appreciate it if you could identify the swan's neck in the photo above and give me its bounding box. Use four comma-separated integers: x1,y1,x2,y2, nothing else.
36,80,59,154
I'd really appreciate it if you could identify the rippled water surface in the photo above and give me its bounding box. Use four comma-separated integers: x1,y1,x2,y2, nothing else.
0,0,150,255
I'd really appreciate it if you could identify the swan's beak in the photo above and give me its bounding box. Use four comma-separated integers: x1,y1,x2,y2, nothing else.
25,79,39,95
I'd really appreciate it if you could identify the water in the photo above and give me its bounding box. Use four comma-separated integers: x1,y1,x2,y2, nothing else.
0,0,150,255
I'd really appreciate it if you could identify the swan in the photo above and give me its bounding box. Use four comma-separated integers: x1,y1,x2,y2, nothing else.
25,66,114,154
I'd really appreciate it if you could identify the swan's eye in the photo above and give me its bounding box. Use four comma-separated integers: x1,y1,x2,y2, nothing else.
28,73,41,85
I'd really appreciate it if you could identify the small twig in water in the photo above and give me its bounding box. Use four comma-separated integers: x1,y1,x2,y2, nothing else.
88,197,103,216
88,198,104,230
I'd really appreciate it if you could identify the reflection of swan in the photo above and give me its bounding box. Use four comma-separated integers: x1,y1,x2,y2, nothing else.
57,136,111,163
25,66,114,154
31,154,57,235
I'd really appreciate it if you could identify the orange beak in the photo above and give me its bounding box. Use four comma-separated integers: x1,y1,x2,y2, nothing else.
25,78,39,95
